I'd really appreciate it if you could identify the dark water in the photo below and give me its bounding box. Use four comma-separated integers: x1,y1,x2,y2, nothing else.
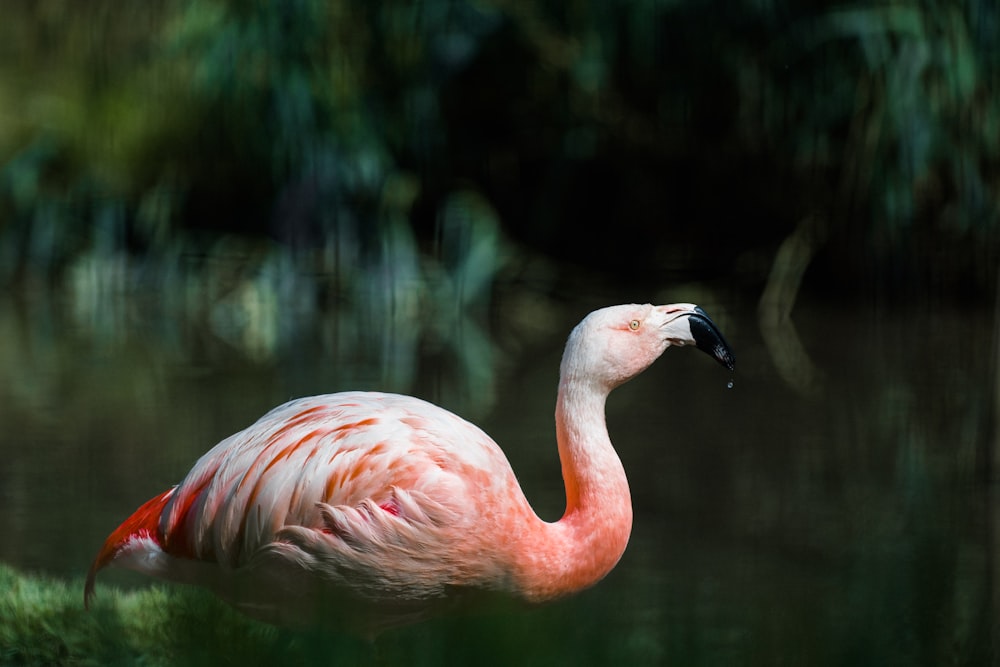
1,286,996,665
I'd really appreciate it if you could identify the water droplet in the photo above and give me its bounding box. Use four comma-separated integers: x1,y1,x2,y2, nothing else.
727,379,734,389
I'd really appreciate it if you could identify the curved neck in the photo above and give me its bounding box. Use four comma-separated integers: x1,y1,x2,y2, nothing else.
511,378,633,603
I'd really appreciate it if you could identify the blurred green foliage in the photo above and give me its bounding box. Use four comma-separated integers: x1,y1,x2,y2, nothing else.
0,0,997,302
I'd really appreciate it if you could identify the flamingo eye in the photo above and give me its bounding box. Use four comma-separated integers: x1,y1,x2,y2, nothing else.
628,319,641,331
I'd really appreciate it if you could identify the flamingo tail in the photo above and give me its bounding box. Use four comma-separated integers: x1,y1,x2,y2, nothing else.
84,487,174,609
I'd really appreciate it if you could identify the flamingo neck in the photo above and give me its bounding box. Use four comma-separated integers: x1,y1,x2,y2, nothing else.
512,378,633,602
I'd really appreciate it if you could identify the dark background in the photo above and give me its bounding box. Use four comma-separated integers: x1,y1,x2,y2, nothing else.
2,0,997,306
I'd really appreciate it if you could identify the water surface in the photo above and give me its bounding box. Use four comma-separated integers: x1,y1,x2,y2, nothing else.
0,287,995,665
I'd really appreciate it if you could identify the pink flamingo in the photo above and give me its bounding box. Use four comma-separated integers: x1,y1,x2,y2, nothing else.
85,303,734,632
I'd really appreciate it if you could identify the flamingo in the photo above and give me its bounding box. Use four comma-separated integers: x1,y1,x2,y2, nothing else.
85,303,735,633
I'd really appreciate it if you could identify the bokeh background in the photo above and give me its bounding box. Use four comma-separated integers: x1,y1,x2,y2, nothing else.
2,1,999,665
3,0,997,303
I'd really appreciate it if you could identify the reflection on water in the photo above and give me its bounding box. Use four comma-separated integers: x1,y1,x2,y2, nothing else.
0,285,997,664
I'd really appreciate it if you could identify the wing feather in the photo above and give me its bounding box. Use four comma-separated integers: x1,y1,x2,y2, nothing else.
159,391,518,588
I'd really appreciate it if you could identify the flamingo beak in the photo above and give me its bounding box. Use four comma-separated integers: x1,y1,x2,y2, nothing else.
687,307,736,371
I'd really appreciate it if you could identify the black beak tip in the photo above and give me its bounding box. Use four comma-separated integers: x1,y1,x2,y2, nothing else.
689,308,736,372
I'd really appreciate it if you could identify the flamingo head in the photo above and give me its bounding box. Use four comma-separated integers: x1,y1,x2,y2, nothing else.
561,303,735,390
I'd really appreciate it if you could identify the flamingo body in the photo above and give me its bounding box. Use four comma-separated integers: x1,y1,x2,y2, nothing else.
86,303,735,632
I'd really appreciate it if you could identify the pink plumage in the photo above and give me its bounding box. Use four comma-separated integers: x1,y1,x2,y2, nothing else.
85,303,734,632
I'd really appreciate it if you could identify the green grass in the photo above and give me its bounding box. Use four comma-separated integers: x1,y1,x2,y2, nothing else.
0,563,615,667
0,564,377,667
0,562,663,666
